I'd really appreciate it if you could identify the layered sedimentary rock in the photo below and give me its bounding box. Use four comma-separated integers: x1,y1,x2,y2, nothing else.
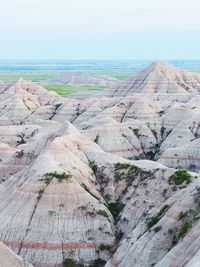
1,62,200,266
111,61,200,97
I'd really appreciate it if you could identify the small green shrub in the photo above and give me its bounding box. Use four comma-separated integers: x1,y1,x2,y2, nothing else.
114,162,131,170
178,222,192,239
89,161,98,175
107,199,125,219
153,225,162,233
169,168,192,185
41,171,72,185
133,128,140,138
168,228,174,235
178,211,188,220
97,209,109,218
172,222,192,245
162,188,167,197
49,171,72,180
38,188,44,195
81,182,89,191
157,205,170,217
151,129,158,139
81,182,99,200
94,135,99,144
115,230,124,242
88,259,106,267
126,165,140,183
147,216,160,229
99,243,112,251
146,204,170,229
114,163,140,183
48,210,56,216
121,187,128,195
160,126,166,136
15,150,24,158
87,211,96,217
114,171,124,181
37,188,45,201
62,258,83,267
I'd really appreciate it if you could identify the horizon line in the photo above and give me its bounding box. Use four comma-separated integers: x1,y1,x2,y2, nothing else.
0,58,200,61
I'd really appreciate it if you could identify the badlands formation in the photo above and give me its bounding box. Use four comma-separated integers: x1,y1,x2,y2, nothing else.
48,71,118,85
0,62,200,267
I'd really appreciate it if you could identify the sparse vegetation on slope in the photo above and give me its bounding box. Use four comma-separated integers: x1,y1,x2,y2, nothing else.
146,204,170,229
160,126,166,136
88,259,106,267
15,150,24,158
171,187,200,246
114,162,131,170
40,171,72,185
62,258,83,267
107,198,125,220
172,221,192,245
99,243,113,251
89,161,98,175
114,162,140,183
94,135,99,144
169,168,192,185
97,209,109,218
178,221,192,239
133,128,140,138
81,182,99,200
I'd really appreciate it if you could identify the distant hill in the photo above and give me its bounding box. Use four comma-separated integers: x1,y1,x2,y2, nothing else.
111,61,200,96
48,71,118,85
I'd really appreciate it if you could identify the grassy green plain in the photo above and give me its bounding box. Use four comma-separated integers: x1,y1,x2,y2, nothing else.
44,84,106,97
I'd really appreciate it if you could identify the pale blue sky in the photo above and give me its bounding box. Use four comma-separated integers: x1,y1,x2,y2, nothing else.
0,0,200,59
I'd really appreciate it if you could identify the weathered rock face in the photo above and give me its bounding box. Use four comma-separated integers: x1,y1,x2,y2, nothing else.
0,242,32,267
1,61,200,267
105,173,200,267
0,122,117,266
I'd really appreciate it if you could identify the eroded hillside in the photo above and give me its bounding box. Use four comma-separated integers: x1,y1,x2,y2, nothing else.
0,62,200,267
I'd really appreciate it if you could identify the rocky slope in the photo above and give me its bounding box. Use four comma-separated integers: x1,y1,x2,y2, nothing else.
0,242,32,267
1,62,200,266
